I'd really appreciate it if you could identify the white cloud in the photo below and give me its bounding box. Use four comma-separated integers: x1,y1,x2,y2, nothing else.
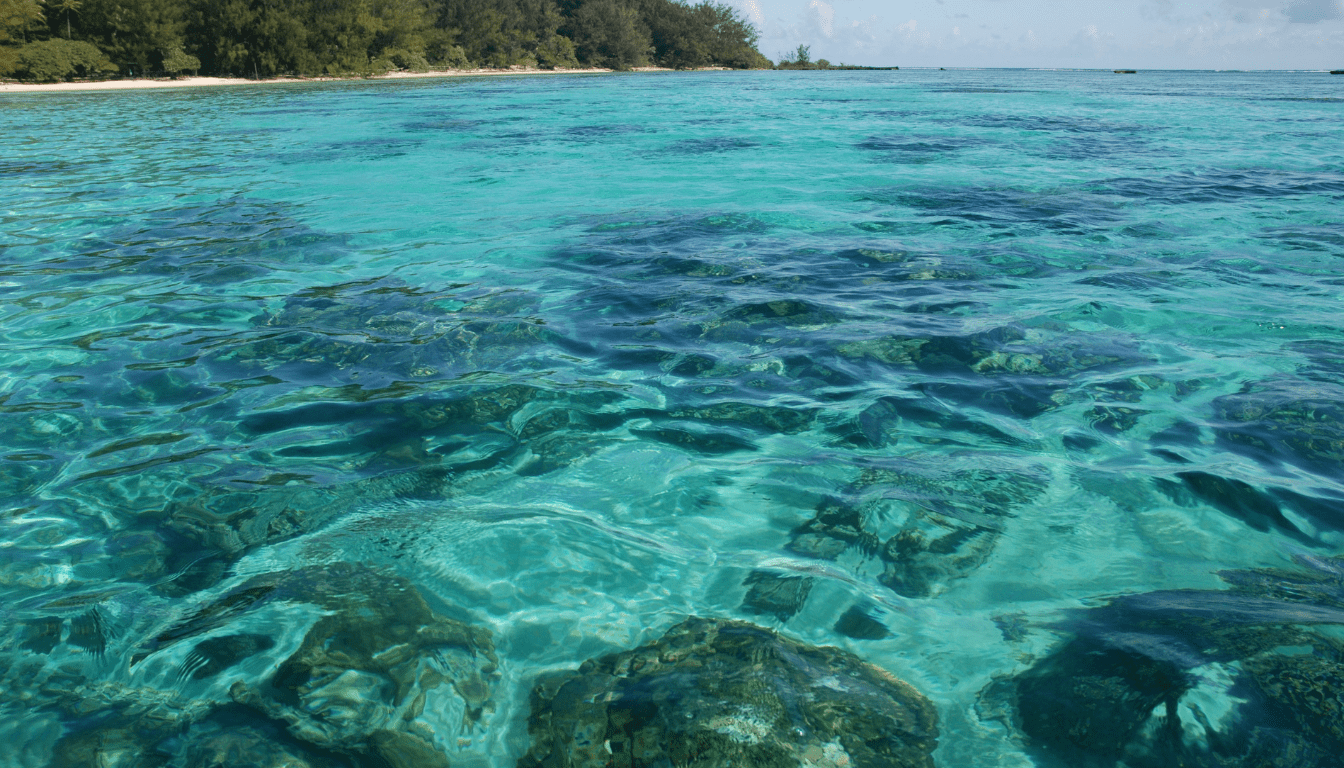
809,0,836,37
741,0,766,27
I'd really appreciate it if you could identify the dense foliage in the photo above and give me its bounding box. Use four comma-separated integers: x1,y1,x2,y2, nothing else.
0,0,767,81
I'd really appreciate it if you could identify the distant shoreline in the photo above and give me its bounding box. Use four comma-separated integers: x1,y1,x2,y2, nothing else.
0,66,741,95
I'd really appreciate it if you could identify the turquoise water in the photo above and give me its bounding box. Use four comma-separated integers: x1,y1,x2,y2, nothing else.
2,70,1343,766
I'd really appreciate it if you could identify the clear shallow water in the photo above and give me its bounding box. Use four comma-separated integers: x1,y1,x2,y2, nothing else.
1,70,1343,767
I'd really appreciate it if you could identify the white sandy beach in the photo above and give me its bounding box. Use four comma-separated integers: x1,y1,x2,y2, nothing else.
0,66,638,94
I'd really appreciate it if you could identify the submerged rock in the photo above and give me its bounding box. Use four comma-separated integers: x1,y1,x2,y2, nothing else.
1212,379,1344,475
992,555,1344,768
742,463,1044,624
41,563,499,768
220,565,497,760
178,718,345,768
519,616,939,768
859,464,1044,599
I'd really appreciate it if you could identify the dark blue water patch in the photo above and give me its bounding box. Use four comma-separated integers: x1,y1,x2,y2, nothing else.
1076,269,1183,291
802,96,875,103
89,465,481,598
630,425,758,454
1288,340,1344,383
864,109,928,119
842,323,1149,377
0,159,87,177
243,105,357,118
1084,403,1149,434
1257,224,1344,254
238,385,625,472
1094,168,1344,205
3,198,349,288
1154,470,1339,545
664,136,761,154
849,328,1152,420
902,298,985,315
966,114,1148,134
718,298,845,327
265,280,463,335
35,562,497,766
1198,253,1339,286
276,136,425,164
1215,556,1344,609
1257,96,1344,103
1039,134,1166,161
913,378,1065,419
0,454,62,506
586,211,772,241
828,246,991,283
855,135,987,164
1116,221,1187,240
999,556,1344,768
860,185,1127,235
209,315,575,391
564,124,648,142
834,604,891,639
928,87,1035,94
400,117,486,133
1211,379,1344,477
540,221,933,414
828,395,1025,449
230,125,303,136
742,460,1046,611
1153,420,1205,447
194,280,566,387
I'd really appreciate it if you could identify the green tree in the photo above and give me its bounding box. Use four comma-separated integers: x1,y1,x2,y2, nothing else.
533,27,574,67
4,0,771,78
79,0,187,73
189,0,316,77
1,0,44,44
623,1,765,69
633,0,706,68
9,36,115,80
694,1,764,68
160,43,198,74
436,0,563,68
567,0,647,69
1,0,44,77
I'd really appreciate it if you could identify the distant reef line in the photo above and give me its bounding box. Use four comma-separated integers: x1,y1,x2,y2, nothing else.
0,0,782,85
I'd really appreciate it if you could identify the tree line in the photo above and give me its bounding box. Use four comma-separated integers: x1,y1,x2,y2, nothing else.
0,0,770,82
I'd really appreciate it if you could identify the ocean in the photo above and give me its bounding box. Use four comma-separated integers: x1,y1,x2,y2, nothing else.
2,69,1342,767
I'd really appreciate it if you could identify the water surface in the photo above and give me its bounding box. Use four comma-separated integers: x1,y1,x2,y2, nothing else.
2,69,1343,767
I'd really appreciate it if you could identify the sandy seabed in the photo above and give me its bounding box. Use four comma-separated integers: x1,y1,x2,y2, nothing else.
0,66,679,94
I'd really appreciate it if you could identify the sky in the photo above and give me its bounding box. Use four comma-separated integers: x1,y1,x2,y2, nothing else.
730,0,1344,69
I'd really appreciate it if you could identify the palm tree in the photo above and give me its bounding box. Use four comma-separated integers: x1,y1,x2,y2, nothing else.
49,0,79,39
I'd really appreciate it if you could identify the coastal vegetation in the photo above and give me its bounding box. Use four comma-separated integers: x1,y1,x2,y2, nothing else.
0,0,769,82
775,43,896,71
